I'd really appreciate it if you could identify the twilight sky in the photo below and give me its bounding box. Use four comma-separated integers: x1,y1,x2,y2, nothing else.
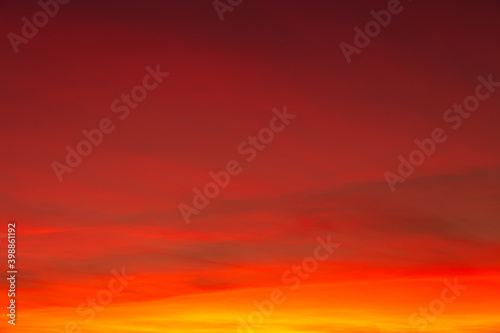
0,0,499,332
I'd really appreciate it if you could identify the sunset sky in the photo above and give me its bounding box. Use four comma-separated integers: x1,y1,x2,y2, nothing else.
1,0,499,332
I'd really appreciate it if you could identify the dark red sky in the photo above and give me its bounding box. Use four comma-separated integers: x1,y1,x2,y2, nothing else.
1,1,499,332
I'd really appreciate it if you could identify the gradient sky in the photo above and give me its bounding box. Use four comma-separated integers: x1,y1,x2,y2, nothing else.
1,0,500,332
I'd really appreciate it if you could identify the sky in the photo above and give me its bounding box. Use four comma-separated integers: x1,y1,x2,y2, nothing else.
0,0,500,332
